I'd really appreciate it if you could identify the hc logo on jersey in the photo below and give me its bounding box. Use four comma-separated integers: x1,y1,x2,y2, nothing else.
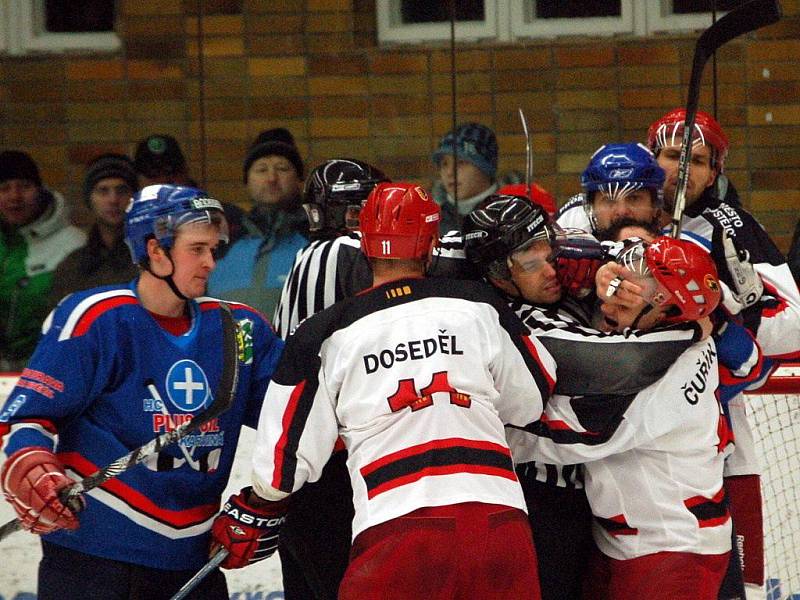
166,360,210,412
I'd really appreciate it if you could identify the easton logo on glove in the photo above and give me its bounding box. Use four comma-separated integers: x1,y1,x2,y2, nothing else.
210,487,288,569
222,506,285,528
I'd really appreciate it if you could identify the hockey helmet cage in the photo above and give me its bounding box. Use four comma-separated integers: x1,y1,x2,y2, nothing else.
647,108,729,171
125,184,229,266
463,194,553,279
303,158,389,233
617,236,721,323
581,143,666,207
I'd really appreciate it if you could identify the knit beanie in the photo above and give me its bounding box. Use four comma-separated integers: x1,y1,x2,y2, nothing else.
431,122,498,180
134,134,186,178
243,127,304,183
0,150,42,186
83,153,139,205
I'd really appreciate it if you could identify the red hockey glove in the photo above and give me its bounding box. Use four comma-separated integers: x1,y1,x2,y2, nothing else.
1,447,82,534
554,229,606,299
556,256,604,298
210,487,289,569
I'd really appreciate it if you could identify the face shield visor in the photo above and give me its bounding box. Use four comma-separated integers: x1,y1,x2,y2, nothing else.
154,201,230,252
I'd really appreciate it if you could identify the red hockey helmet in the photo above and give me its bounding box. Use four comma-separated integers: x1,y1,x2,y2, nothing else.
360,182,440,260
635,236,721,323
497,183,557,217
647,108,730,171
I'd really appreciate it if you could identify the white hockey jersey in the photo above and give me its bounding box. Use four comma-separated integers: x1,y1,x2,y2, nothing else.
527,336,733,560
252,277,556,539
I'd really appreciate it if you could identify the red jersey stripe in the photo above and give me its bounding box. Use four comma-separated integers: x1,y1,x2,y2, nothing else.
72,296,139,338
60,452,218,528
271,380,307,490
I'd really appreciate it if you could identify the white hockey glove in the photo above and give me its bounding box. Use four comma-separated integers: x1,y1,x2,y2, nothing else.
722,231,763,313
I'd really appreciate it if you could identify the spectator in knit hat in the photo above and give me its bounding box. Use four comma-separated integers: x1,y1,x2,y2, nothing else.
240,127,306,233
431,122,502,234
133,133,247,252
0,150,86,370
48,154,140,309
208,128,309,320
133,134,193,188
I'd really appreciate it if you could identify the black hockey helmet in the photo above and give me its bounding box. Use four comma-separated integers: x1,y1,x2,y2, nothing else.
302,158,389,236
463,194,553,279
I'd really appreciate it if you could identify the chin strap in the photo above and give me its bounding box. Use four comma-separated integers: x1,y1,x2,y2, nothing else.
487,277,524,304
509,279,525,299
630,303,655,330
142,250,189,301
162,275,189,302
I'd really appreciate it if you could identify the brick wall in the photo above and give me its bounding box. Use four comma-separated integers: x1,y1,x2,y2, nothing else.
0,0,798,249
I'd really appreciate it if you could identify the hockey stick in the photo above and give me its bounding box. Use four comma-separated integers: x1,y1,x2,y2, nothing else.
147,381,209,472
670,0,781,238
0,301,240,541
448,0,459,218
171,549,229,600
518,108,533,197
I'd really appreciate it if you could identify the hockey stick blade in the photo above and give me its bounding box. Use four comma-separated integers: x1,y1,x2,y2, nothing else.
670,0,781,238
170,549,229,600
0,301,240,541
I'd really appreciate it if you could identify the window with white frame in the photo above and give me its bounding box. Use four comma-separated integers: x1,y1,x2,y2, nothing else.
646,0,739,34
511,0,633,38
377,0,499,43
0,0,120,55
376,0,734,44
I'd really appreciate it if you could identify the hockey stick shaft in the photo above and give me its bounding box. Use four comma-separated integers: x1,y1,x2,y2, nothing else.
670,0,781,238
0,301,240,541
518,108,533,197
171,549,229,600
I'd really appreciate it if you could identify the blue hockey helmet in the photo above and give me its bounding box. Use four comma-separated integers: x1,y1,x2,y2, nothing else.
124,184,229,266
581,143,665,206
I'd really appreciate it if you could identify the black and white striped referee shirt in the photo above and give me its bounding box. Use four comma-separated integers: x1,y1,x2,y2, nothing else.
273,230,478,339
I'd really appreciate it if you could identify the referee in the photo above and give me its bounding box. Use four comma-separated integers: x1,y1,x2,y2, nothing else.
272,158,388,339
273,158,387,600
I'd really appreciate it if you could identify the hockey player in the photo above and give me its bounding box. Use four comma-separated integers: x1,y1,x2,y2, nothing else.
620,108,800,596
0,185,283,600
210,182,557,600
530,237,766,600
272,160,482,599
556,142,666,241
463,194,715,599
646,108,800,363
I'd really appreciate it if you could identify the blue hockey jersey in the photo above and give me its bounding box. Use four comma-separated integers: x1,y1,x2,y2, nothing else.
0,280,283,570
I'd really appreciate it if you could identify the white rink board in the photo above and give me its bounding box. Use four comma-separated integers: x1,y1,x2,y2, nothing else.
0,375,284,600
